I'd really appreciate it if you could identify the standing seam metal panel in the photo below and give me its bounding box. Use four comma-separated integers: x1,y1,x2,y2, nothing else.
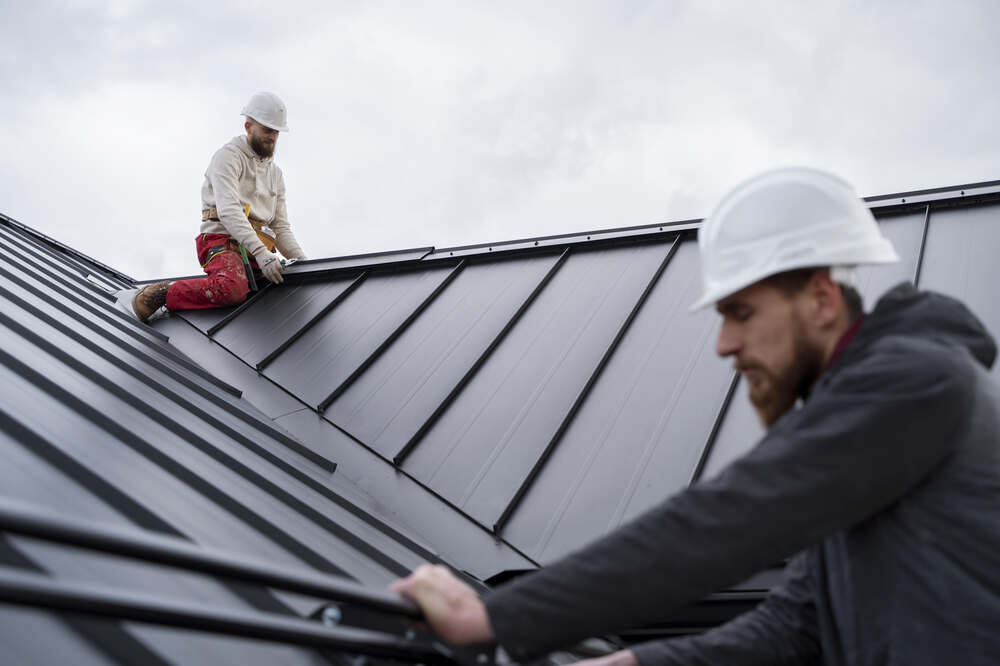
401,243,675,527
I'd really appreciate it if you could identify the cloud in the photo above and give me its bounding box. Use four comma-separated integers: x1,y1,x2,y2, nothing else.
2,1,999,278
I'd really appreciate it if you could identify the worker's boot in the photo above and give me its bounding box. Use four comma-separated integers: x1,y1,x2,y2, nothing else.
132,281,170,323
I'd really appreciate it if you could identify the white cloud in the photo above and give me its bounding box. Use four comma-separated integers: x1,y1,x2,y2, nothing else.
2,0,999,278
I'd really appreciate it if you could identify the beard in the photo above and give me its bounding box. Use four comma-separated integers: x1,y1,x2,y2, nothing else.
248,133,275,158
740,323,825,428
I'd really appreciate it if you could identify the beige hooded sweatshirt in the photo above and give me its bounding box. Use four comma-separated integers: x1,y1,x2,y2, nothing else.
200,135,307,260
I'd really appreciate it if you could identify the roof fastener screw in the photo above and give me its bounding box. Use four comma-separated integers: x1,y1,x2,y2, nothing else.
587,236,591,240
961,190,965,195
901,198,906,202
534,241,538,246
320,605,342,626
489,247,492,251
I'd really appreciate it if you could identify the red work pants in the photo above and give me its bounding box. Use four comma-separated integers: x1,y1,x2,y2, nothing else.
165,234,257,311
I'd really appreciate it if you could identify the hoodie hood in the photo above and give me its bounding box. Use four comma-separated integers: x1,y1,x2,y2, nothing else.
858,283,997,370
230,135,273,164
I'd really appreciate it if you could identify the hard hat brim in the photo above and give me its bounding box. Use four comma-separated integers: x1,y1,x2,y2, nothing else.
243,113,289,132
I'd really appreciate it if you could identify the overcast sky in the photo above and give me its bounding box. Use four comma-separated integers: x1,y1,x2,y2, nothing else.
2,1,999,279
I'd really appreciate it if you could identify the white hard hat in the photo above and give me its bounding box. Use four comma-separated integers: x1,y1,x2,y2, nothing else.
241,91,289,132
691,167,900,310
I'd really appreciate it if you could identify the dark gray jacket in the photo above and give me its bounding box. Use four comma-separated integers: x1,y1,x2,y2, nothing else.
485,284,1000,665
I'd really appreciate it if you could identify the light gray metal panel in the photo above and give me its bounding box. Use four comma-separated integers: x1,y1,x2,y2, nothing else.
327,255,561,458
262,266,458,408
857,211,926,306
0,605,117,666
502,240,734,562
213,276,361,366
918,202,1000,373
700,378,761,480
402,243,672,526
702,211,928,479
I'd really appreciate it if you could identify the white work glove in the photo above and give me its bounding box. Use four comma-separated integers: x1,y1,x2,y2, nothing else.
255,250,284,285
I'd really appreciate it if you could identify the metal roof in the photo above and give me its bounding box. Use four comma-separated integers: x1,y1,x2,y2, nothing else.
2,178,1000,660
0,215,482,664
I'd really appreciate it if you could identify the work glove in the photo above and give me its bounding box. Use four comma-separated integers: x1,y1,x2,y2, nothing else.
255,250,285,285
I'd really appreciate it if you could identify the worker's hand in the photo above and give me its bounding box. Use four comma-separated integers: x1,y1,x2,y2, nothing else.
569,649,639,666
256,251,284,285
390,564,494,645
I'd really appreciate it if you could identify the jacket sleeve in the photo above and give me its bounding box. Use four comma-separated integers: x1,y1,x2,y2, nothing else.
484,337,972,660
270,168,307,260
630,554,820,666
208,146,268,257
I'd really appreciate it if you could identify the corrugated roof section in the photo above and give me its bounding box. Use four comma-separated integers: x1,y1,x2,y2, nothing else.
4,178,1000,659
0,216,482,664
158,188,1000,571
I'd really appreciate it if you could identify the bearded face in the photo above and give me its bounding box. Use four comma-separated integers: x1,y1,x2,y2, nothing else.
737,312,825,427
715,279,830,428
246,120,278,158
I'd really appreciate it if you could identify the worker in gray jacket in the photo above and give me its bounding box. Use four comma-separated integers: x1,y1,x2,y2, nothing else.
392,168,1000,665
129,91,307,322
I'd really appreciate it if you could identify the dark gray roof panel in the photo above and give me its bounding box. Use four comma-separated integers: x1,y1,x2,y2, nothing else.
918,201,1000,370
326,254,564,459
273,409,539,580
260,265,460,409
0,215,478,662
401,242,674,527
5,180,998,660
155,311,539,580
0,324,412,586
501,239,735,561
212,276,363,367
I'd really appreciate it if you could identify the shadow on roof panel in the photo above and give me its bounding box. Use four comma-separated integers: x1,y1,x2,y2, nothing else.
326,254,564,459
401,242,674,527
211,276,363,367
919,202,1000,374
701,211,928,479
261,265,459,408
501,239,735,562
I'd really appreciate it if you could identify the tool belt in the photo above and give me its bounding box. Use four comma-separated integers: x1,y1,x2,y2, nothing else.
202,205,277,253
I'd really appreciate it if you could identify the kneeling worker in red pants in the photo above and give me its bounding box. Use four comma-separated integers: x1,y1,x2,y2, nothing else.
130,91,308,322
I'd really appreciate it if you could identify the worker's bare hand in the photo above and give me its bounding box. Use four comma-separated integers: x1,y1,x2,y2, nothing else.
570,649,639,666
390,564,494,645
257,252,284,284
